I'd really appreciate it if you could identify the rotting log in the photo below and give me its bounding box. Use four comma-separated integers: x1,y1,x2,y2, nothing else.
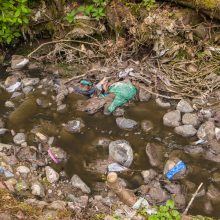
164,0,220,20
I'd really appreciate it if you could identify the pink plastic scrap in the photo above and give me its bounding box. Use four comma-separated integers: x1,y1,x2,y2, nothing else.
48,148,60,164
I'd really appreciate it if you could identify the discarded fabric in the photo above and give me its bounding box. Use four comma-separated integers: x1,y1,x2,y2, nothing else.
166,160,186,180
132,197,157,214
6,82,21,93
0,166,14,178
108,82,137,113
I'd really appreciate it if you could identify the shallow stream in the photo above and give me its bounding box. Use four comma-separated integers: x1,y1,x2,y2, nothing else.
0,87,220,218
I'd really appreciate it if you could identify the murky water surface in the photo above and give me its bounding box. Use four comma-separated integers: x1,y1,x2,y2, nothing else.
0,88,220,218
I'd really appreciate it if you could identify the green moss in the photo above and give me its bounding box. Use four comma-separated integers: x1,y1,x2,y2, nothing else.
201,0,216,9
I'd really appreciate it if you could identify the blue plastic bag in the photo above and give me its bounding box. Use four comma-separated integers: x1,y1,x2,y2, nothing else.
166,161,186,180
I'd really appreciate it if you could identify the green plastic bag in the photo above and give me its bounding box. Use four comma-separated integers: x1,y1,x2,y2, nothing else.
108,82,137,112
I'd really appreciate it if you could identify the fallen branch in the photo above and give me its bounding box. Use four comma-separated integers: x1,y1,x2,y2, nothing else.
183,182,204,215
27,39,100,58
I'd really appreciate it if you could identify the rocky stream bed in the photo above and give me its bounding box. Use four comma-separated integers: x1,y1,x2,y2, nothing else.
0,54,220,219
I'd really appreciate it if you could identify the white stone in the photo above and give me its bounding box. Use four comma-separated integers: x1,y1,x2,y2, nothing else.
45,166,59,183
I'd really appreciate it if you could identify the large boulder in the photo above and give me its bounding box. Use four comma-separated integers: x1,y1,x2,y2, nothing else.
163,110,181,127
109,140,133,167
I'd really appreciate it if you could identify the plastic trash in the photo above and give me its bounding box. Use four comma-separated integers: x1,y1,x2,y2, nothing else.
165,160,186,180
215,127,220,141
6,82,21,93
48,148,60,164
108,82,137,113
118,68,134,78
80,79,92,86
0,166,14,178
132,197,157,214
108,163,129,172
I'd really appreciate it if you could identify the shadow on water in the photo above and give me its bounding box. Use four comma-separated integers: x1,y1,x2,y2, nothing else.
1,90,220,218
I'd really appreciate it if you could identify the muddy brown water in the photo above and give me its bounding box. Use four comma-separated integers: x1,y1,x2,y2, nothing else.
0,88,220,218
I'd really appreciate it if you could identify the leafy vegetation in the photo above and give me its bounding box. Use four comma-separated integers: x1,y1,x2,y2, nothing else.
141,0,156,9
0,0,31,44
149,200,181,220
137,199,181,220
64,0,107,23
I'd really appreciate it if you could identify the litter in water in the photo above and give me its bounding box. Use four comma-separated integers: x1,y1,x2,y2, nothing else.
165,160,186,180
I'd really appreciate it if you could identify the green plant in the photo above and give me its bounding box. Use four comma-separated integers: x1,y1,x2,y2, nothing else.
64,0,107,23
0,0,31,44
141,0,156,9
149,200,181,220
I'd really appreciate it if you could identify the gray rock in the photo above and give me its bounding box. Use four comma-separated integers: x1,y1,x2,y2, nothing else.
163,110,181,127
145,181,169,203
184,145,204,155
211,172,220,183
113,108,125,117
45,166,59,183
164,183,181,194
31,182,45,197
116,117,138,130
174,125,197,137
145,143,165,168
182,113,199,127
109,140,133,167
13,133,26,145
56,89,68,105
0,143,13,151
155,98,171,108
5,101,15,108
141,120,153,133
48,200,66,210
164,157,187,180
22,78,40,87
22,86,34,95
11,55,29,70
197,121,215,140
207,184,220,202
139,87,151,102
64,119,85,133
36,98,51,108
35,132,48,143
16,165,30,175
57,104,67,113
176,99,193,113
71,174,91,194
11,92,23,99
0,128,8,135
141,169,157,183
173,194,186,209
205,150,220,163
